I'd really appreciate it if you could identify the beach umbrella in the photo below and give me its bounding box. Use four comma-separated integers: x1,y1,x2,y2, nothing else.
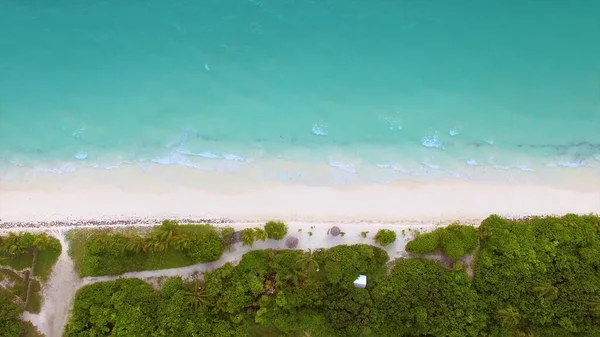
286,236,299,248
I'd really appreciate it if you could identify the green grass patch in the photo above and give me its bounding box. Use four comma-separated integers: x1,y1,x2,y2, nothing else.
67,223,227,277
33,239,61,281
0,253,33,271
21,321,44,337
26,280,42,314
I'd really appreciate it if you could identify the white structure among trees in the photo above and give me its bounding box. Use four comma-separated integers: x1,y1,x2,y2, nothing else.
354,275,367,288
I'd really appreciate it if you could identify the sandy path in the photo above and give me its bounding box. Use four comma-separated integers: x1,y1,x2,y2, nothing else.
22,229,81,337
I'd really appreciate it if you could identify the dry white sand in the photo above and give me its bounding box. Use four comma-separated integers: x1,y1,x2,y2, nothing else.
1,166,599,224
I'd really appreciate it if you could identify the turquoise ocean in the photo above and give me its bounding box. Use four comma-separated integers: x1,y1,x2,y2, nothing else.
1,1,599,185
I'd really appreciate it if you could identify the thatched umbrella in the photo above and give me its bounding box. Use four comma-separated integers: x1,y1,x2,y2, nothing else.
330,226,341,237
286,236,299,248
231,231,243,244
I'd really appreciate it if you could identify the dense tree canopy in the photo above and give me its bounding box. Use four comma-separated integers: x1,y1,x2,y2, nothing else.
475,214,600,336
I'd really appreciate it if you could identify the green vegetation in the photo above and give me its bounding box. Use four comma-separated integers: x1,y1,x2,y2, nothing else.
373,229,396,246
65,244,389,336
0,232,60,337
360,231,369,238
241,227,271,247
67,221,227,277
0,232,61,281
264,221,288,240
0,290,24,337
475,214,600,336
63,214,600,336
405,223,478,259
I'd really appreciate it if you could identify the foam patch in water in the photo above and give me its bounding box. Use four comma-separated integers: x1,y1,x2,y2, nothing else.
312,124,327,136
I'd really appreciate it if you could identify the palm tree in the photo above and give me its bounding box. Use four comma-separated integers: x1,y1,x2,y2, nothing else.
241,229,256,247
124,235,148,254
498,307,520,327
187,279,207,309
30,234,51,275
147,220,184,251
148,238,169,252
298,249,319,274
281,265,304,287
516,329,536,337
532,283,558,300
155,220,180,242
254,228,268,242
172,234,191,250
32,234,50,253
589,299,600,315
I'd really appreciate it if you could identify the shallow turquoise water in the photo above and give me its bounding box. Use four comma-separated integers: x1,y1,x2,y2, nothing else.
1,1,599,183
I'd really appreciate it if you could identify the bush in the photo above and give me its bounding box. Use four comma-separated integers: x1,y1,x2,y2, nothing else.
264,221,288,240
374,229,396,246
439,224,478,259
405,224,477,259
406,232,440,254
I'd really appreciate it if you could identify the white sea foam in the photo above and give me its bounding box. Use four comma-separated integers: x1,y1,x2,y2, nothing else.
176,148,222,159
329,161,355,173
421,134,441,148
421,161,439,170
449,129,459,136
312,124,327,136
466,159,478,166
484,138,495,145
223,154,245,162
75,151,88,160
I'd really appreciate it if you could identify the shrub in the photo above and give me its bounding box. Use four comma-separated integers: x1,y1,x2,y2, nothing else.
405,232,440,254
220,227,235,246
254,228,268,242
374,229,397,246
439,224,478,259
264,221,288,240
360,231,369,238
241,229,256,247
405,224,477,259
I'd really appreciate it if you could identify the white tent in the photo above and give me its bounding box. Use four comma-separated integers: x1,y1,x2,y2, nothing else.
353,275,367,288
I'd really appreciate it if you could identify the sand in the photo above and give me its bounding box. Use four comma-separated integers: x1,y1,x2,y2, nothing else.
1,165,599,224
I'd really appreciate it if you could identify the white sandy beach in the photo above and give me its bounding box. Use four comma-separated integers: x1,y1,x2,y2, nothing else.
1,165,599,224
